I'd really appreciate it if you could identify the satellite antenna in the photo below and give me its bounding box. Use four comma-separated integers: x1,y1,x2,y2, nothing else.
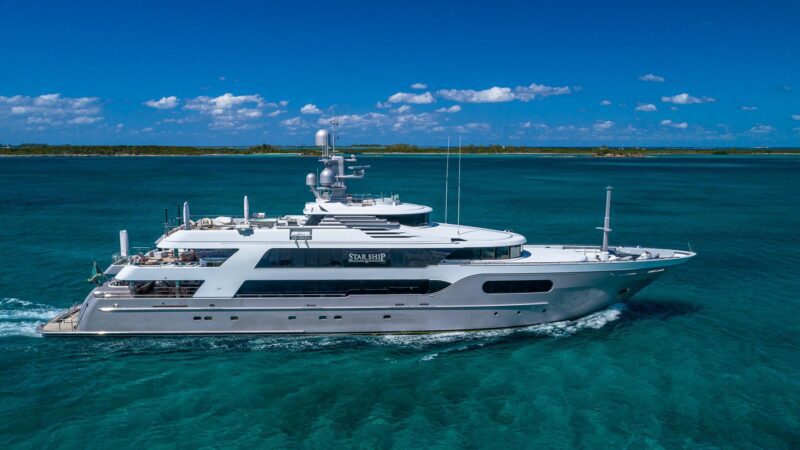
596,186,613,260
444,136,450,224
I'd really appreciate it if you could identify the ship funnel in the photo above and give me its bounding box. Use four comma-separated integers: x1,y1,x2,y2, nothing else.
182,201,190,230
119,230,129,258
243,195,250,225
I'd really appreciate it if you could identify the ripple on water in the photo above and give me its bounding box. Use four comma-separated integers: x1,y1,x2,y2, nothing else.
0,298,63,338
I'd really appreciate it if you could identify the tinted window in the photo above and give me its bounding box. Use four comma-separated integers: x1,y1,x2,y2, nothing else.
235,279,450,297
482,280,553,294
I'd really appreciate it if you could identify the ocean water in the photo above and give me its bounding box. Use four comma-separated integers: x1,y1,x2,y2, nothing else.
0,155,798,448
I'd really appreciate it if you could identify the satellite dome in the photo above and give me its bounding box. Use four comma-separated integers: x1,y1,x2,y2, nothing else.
315,129,329,147
320,167,335,186
305,172,317,187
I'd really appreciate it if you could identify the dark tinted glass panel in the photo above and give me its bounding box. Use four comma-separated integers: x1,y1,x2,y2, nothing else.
256,246,525,268
235,279,450,297
375,213,429,226
482,280,553,294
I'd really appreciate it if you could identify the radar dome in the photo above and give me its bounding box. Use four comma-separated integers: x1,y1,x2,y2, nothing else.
319,167,335,186
315,129,329,147
305,172,317,187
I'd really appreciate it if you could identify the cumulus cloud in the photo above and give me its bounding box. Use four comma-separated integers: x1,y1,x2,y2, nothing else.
387,91,435,104
0,93,103,127
741,106,758,111
317,113,390,128
660,119,688,129
792,114,800,120
300,103,322,115
438,86,514,103
184,93,268,128
438,83,571,103
661,93,716,104
635,103,657,112
750,124,775,134
435,105,461,113
144,96,179,109
639,73,665,82
513,83,571,101
411,83,428,89
454,122,490,133
593,120,614,130
394,105,411,113
600,99,612,106
267,110,284,117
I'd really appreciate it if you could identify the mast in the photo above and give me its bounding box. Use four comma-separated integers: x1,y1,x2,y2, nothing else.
457,135,462,233
597,186,613,260
445,136,450,224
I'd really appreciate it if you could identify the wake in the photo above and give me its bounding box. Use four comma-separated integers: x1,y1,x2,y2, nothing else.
0,298,63,338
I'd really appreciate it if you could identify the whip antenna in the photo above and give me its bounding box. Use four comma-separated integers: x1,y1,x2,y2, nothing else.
444,136,450,223
596,186,613,260
457,135,462,234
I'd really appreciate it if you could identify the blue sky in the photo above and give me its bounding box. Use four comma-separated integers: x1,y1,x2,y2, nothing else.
1,0,798,146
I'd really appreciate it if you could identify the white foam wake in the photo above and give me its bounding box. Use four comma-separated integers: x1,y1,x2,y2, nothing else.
0,298,63,338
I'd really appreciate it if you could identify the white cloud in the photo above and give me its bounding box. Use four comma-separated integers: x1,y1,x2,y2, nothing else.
792,114,800,120
520,121,548,130
267,110,284,117
454,122,490,133
184,93,267,128
639,73,665,82
144,96,179,109
300,103,322,115
387,91,435,104
660,119,688,129
635,103,657,112
318,113,390,128
750,124,775,134
394,105,411,113
741,106,758,111
435,105,461,113
438,86,514,103
0,93,102,128
661,93,716,104
513,83,571,101
279,100,289,107
593,120,615,130
411,83,428,90
438,82,571,103
68,116,103,125
600,99,612,106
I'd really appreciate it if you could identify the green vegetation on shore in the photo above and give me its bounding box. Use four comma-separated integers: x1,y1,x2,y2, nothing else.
2,143,799,157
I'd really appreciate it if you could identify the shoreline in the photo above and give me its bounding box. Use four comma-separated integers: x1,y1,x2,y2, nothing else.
2,151,799,158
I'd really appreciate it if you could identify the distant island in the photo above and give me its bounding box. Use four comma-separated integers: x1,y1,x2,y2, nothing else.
2,143,799,157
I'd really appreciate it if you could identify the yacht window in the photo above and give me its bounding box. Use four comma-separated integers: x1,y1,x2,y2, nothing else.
131,280,204,297
482,280,553,294
375,213,429,227
234,279,450,297
256,247,524,268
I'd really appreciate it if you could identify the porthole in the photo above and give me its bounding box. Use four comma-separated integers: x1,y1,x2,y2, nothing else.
516,311,522,315
193,316,201,320
383,315,391,319
542,309,547,313
288,315,296,320
319,315,327,320
334,315,342,320
493,312,498,316
204,316,212,320
209,304,215,307
230,316,239,320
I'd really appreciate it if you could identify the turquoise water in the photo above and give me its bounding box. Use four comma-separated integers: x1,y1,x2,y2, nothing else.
1,155,798,448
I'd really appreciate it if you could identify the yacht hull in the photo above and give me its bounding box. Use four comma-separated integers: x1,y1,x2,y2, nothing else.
38,259,679,336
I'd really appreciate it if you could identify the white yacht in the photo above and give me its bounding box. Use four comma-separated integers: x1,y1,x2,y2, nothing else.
39,126,695,336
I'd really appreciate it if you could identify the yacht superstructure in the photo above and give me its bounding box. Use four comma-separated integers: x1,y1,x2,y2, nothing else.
39,126,695,336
